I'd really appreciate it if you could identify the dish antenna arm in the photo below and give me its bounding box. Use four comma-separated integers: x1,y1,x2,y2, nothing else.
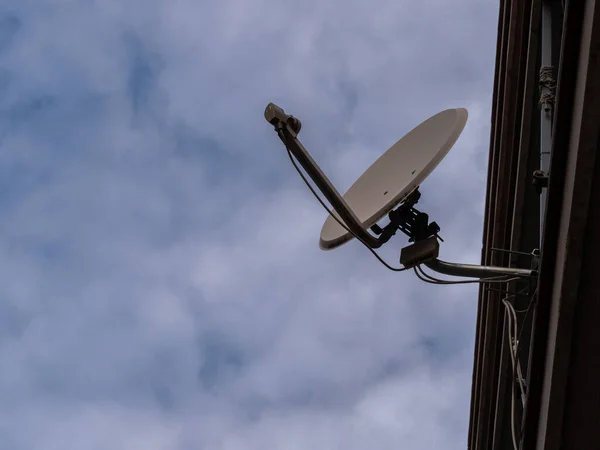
265,103,383,249
423,256,535,279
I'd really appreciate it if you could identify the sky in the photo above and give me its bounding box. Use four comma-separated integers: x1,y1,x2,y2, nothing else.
0,1,499,449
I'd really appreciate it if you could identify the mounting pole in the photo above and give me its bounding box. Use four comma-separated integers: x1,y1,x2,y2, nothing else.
539,0,554,243
424,258,535,279
400,237,536,278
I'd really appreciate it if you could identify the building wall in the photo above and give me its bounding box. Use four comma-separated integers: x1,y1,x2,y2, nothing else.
469,0,600,449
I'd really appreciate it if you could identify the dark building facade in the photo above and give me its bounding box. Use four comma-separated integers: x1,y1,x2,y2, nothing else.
469,1,600,449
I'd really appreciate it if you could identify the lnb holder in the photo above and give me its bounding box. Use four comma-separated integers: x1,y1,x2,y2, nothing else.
265,103,302,135
370,188,442,245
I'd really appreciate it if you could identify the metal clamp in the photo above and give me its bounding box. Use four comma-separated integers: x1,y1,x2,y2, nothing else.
532,169,549,194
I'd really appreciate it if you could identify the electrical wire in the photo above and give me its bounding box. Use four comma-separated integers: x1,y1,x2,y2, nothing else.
502,285,537,450
413,263,532,450
514,284,537,441
511,285,539,444
503,298,527,405
516,285,538,354
285,146,408,272
506,285,537,404
510,375,519,450
503,297,520,450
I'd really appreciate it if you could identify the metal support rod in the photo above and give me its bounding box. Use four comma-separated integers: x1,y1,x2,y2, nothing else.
540,0,554,242
265,103,381,248
424,258,536,279
490,247,537,257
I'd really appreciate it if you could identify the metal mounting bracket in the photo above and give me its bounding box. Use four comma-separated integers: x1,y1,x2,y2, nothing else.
532,169,549,194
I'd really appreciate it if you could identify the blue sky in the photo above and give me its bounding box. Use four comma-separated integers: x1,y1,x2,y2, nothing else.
0,1,498,448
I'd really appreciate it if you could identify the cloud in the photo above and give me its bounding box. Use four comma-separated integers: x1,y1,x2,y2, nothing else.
0,0,497,448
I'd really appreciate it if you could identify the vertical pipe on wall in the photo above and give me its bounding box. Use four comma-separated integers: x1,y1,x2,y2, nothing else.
539,0,554,240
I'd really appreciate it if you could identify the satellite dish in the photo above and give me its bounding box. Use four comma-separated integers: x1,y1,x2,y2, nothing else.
264,102,535,280
319,108,468,250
